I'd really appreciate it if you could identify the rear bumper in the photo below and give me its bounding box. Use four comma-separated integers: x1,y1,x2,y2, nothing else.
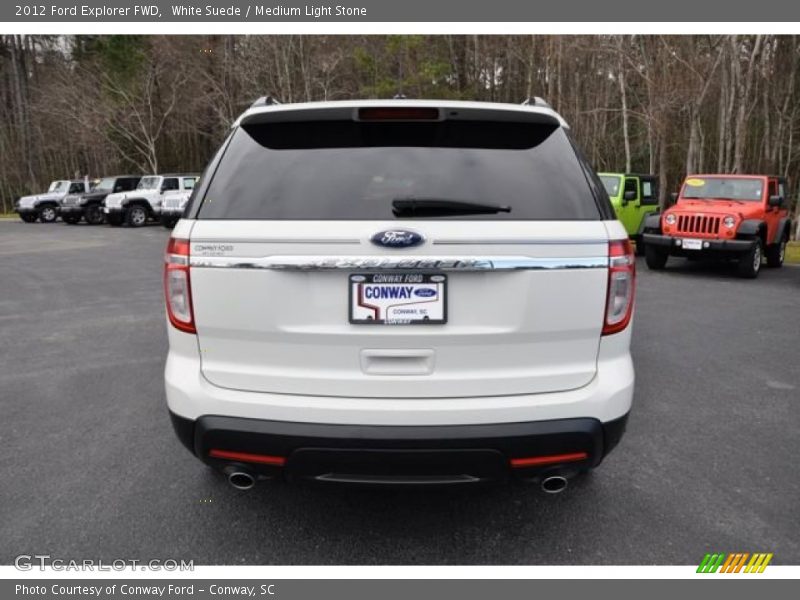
170,411,628,485
643,233,755,255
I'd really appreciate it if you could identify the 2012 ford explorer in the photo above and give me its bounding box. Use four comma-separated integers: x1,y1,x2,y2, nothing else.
164,98,636,493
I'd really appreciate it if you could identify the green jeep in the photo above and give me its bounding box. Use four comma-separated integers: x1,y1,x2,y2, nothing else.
599,173,660,255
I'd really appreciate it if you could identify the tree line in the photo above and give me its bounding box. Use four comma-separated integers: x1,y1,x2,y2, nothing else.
2,34,800,227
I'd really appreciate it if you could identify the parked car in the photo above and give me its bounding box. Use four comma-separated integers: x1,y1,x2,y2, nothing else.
103,173,199,227
598,173,659,255
15,179,89,223
164,98,636,492
642,174,792,278
159,187,195,229
60,175,142,225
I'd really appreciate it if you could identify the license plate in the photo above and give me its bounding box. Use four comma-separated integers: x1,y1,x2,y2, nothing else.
349,273,447,325
683,238,703,250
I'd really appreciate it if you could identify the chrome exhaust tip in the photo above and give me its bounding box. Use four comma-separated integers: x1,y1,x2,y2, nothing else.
227,471,256,491
541,475,568,494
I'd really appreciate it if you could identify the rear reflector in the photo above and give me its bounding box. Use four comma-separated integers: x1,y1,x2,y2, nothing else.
509,452,588,468
358,107,441,121
208,449,286,467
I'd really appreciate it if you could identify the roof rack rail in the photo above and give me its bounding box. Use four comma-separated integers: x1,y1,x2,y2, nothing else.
521,97,552,109
392,93,408,100
251,95,281,108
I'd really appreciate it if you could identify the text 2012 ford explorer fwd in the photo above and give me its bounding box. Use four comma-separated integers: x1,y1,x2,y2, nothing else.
642,174,792,278
164,99,636,493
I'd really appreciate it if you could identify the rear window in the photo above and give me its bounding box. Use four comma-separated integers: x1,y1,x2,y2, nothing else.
196,119,602,221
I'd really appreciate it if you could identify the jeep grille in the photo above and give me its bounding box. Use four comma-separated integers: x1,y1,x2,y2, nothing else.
676,215,720,235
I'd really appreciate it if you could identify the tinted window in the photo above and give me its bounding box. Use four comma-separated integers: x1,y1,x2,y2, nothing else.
162,178,179,191
623,178,637,195
69,183,84,193
120,178,140,191
197,120,601,220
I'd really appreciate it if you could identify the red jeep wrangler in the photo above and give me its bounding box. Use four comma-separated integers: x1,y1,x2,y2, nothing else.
642,174,793,278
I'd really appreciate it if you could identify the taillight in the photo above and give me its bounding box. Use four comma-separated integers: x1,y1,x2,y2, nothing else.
602,239,635,335
164,237,195,333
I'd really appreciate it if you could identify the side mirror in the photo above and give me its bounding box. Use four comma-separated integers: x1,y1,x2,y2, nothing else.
623,190,637,202
768,195,784,208
670,192,679,203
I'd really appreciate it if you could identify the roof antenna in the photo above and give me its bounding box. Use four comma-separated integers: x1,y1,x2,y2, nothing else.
521,97,552,109
250,95,282,108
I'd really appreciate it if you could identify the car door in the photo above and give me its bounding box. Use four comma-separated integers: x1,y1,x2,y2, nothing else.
637,177,659,229
765,178,781,244
617,177,639,234
159,177,179,208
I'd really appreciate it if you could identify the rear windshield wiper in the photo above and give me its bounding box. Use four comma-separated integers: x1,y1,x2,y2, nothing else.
392,198,512,217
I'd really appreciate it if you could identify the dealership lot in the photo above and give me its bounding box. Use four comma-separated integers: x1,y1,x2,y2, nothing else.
0,220,798,565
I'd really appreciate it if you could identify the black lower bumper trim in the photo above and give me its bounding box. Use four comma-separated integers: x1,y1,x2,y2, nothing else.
643,233,755,255
170,411,629,485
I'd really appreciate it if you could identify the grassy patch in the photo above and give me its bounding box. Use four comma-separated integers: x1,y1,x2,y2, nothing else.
786,241,800,265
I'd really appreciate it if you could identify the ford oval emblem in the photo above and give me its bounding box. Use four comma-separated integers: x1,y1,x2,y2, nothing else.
414,288,437,298
370,229,424,249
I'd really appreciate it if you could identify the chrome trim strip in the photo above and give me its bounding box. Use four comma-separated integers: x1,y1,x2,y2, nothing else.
189,255,608,271
190,238,361,245
432,238,608,245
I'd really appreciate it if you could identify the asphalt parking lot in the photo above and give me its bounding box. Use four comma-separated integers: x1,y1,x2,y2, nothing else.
1,219,798,565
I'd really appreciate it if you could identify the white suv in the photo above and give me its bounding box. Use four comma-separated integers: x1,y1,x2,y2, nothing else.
164,99,635,492
104,174,199,227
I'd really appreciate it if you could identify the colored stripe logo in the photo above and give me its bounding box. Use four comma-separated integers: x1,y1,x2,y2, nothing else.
697,552,773,573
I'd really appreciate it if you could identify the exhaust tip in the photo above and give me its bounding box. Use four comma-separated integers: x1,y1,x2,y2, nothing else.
228,471,256,491
541,475,568,494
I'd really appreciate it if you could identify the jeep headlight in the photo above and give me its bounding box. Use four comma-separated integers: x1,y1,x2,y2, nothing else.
665,213,677,225
723,216,735,229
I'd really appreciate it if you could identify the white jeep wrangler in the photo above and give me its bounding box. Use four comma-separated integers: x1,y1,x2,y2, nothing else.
104,174,199,227
16,179,89,223
164,99,636,492
159,187,196,229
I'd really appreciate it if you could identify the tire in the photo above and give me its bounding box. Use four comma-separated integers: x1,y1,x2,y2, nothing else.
644,243,669,270
84,204,105,225
126,205,148,228
38,205,58,223
106,213,124,227
634,236,645,256
737,238,763,279
160,215,177,229
62,215,80,225
19,213,37,223
765,236,787,268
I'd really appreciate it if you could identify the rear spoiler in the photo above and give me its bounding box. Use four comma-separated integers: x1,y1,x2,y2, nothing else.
235,100,568,129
